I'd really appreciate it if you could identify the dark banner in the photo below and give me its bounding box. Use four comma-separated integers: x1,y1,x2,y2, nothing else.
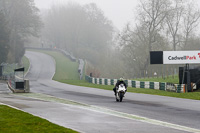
150,51,163,64
15,82,24,89
14,67,24,72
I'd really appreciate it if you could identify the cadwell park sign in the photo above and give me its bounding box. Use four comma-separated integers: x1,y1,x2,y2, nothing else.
164,51,200,64
150,50,200,92
150,51,200,64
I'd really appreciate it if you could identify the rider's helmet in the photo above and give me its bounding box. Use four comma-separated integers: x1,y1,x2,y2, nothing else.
119,77,124,81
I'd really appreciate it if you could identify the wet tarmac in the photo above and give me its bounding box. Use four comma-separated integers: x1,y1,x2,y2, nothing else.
0,51,200,133
0,92,193,133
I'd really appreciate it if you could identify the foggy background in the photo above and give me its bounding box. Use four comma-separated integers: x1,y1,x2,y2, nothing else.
34,0,139,30
1,0,200,79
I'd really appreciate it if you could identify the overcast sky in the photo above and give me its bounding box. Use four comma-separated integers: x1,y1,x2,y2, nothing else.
34,0,200,31
34,0,139,30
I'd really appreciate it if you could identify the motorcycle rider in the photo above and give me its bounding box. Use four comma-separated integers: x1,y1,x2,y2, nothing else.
113,77,127,96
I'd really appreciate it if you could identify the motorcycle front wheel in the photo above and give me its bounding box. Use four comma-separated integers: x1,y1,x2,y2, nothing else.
119,92,124,102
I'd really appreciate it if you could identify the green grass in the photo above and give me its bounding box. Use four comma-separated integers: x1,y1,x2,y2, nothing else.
28,50,79,80
59,79,200,100
127,88,200,100
59,79,114,90
134,75,179,84
22,56,30,74
0,105,78,133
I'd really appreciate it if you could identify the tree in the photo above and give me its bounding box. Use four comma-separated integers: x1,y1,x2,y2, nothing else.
166,0,184,51
0,12,10,63
183,36,200,50
117,0,175,78
42,3,87,50
182,1,200,49
80,3,114,65
118,23,169,78
0,0,42,63
136,0,170,70
42,3,114,77
83,3,113,51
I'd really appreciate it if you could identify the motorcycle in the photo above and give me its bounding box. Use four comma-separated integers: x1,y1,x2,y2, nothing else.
116,84,126,102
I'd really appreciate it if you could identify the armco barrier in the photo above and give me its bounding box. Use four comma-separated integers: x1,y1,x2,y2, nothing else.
149,82,154,89
26,47,77,62
140,81,145,88
160,83,166,91
85,75,187,93
105,79,108,85
132,81,136,88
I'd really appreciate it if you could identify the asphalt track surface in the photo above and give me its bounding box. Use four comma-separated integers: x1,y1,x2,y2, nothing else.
1,51,200,133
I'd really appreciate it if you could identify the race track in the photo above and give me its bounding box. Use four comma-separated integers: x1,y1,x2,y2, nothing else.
1,51,200,133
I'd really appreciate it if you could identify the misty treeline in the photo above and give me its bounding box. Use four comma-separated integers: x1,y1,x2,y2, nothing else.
41,2,124,78
0,0,42,64
1,0,200,79
118,0,200,78
41,0,200,79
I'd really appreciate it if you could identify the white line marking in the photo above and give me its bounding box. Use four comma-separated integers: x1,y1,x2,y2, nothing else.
16,93,200,133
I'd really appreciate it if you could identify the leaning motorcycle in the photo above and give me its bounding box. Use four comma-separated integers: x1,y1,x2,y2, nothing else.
116,84,126,102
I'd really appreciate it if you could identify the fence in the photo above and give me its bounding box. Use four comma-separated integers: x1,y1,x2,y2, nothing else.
85,75,189,93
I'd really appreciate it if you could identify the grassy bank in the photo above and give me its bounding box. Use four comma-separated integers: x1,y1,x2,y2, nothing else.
25,50,200,100
0,105,78,133
134,75,179,84
28,50,79,80
22,56,30,74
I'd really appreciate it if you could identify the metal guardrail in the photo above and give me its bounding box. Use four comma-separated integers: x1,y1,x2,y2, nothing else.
25,47,77,62
58,49,76,62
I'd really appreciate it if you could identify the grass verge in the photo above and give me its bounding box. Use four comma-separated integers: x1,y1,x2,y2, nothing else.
22,56,30,74
134,75,179,84
0,105,78,133
59,80,200,100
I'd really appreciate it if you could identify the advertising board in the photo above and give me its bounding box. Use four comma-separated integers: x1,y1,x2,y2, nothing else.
163,51,200,64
